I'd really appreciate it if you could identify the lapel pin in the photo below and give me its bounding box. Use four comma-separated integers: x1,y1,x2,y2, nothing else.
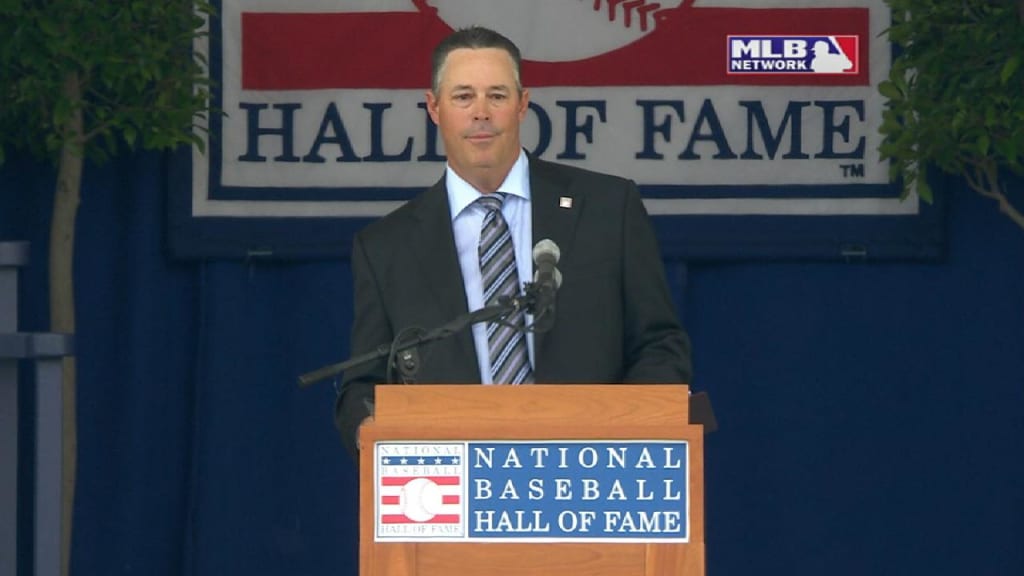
559,196,573,209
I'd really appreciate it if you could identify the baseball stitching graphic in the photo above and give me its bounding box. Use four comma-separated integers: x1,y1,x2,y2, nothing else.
417,0,689,62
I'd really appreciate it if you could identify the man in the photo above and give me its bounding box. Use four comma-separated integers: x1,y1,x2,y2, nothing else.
335,26,691,458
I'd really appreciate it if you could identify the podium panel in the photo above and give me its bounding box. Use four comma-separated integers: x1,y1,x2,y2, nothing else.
359,384,704,576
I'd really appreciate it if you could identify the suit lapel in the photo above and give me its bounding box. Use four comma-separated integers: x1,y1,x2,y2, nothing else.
529,156,581,371
410,178,478,377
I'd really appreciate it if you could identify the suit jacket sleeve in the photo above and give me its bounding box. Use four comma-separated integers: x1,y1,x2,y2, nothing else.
334,232,391,460
619,181,693,383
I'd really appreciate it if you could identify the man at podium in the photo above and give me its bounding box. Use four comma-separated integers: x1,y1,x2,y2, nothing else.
335,26,692,459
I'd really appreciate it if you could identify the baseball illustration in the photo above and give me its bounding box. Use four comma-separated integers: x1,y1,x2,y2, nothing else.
418,0,689,62
399,477,444,522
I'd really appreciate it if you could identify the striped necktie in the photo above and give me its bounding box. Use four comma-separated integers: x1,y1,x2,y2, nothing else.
476,194,533,385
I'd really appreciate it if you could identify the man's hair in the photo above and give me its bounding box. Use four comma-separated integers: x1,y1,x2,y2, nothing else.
430,26,522,96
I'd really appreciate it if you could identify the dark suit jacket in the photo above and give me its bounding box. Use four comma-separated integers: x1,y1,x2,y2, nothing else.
335,155,691,458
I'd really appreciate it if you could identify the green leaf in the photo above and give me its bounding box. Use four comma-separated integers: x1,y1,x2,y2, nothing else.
1001,55,1020,85
915,175,933,204
977,134,990,156
994,138,1018,166
123,124,137,148
878,80,904,101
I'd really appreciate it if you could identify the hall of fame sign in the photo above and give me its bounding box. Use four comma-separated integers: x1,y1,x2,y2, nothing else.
171,0,943,260
375,440,690,543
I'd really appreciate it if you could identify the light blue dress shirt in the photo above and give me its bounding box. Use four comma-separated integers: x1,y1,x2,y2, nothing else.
447,149,534,384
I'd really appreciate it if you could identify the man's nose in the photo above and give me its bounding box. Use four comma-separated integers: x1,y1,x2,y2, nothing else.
471,97,490,120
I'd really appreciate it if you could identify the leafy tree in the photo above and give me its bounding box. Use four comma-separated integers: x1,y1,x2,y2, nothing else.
879,0,1024,228
0,2,213,571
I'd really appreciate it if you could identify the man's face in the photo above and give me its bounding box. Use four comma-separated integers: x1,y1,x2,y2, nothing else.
426,47,530,192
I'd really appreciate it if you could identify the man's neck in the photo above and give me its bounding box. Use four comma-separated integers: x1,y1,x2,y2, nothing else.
452,161,517,194
461,171,504,194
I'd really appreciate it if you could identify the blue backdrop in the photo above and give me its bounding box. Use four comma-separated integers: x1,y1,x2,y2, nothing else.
1,150,1021,575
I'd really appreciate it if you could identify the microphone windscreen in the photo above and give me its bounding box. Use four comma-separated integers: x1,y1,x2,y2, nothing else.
532,238,560,265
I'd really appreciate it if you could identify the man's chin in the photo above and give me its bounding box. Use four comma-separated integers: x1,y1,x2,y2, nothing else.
466,156,498,171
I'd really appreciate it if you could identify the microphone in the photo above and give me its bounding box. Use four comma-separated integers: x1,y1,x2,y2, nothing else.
532,238,561,291
530,239,561,331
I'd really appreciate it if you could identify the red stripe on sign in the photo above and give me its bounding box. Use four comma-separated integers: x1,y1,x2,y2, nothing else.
241,12,451,90
380,476,460,486
240,7,869,90
380,514,461,524
442,495,459,505
380,496,399,505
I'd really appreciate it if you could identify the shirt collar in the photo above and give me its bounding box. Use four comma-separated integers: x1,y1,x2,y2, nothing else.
447,149,530,220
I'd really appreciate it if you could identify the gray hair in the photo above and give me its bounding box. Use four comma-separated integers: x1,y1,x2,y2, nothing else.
430,26,522,96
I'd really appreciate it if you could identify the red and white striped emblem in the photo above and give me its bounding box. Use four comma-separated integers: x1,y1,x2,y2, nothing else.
376,444,466,537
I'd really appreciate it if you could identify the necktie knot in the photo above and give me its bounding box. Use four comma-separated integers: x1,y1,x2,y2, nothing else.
476,193,505,214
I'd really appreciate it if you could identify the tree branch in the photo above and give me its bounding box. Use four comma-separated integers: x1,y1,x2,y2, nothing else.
964,160,1024,229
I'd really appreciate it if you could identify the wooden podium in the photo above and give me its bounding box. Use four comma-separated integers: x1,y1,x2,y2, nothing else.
359,384,705,576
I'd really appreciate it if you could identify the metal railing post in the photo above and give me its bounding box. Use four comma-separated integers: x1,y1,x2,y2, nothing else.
1,242,74,576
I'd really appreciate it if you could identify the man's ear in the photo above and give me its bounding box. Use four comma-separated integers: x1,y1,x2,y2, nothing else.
425,90,441,125
518,88,530,121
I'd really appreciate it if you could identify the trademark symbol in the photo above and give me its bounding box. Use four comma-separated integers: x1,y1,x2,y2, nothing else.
840,163,865,177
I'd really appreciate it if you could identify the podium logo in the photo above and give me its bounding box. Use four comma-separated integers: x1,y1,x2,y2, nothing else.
374,440,689,542
376,443,467,539
728,35,859,75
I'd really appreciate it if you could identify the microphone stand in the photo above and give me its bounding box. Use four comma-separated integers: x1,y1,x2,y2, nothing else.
297,290,542,388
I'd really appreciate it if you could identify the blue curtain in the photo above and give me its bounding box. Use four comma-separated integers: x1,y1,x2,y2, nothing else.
1,151,1021,575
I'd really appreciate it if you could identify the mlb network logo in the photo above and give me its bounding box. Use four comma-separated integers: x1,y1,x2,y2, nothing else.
728,35,860,75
